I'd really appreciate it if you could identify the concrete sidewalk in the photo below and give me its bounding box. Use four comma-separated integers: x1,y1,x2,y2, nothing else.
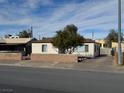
0,56,124,74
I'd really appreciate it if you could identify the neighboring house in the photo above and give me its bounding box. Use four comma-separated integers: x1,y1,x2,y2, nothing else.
0,37,36,56
32,38,100,58
95,39,107,48
95,39,112,56
112,42,124,52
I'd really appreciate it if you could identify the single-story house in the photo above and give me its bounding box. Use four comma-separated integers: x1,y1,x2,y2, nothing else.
95,39,112,56
95,39,107,48
32,38,100,58
112,42,124,52
0,37,36,56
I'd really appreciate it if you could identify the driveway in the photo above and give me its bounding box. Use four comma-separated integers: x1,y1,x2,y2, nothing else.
81,55,113,65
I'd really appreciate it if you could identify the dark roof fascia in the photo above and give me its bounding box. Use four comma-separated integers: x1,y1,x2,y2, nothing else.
32,38,99,44
0,43,26,46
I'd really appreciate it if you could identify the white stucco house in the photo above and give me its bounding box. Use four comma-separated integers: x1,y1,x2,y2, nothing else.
32,38,100,58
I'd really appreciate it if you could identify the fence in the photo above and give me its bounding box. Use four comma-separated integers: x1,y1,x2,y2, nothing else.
31,54,78,63
100,48,112,56
0,52,22,61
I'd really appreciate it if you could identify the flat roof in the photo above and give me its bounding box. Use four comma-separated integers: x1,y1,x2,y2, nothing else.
0,38,33,44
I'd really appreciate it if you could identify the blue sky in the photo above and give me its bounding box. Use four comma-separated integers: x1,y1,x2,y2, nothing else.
0,0,124,39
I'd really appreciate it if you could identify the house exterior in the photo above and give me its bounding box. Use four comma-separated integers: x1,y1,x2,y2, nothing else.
73,42,100,57
95,39,113,56
32,38,58,54
95,39,107,48
112,42,124,52
32,38,100,58
0,37,36,56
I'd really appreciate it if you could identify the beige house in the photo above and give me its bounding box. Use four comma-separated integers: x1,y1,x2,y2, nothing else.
32,38,100,58
0,37,36,56
112,42,124,52
95,39,107,48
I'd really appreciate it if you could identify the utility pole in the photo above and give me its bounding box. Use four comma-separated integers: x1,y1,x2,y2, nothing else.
92,31,94,40
118,0,122,65
31,26,33,38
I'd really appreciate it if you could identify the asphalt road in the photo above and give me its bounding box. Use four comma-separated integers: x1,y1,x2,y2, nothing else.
0,66,124,93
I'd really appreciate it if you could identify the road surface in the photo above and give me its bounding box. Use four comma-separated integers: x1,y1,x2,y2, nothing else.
0,66,124,93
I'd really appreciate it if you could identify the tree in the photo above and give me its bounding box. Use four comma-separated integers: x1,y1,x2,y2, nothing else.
105,29,123,47
52,24,84,54
18,29,32,38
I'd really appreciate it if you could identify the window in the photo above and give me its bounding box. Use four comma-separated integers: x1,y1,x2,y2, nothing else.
42,45,48,52
76,45,85,52
85,45,89,52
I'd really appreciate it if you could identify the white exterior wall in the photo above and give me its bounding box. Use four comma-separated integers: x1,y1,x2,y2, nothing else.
32,43,58,54
73,43,95,57
73,43,100,57
32,42,100,57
